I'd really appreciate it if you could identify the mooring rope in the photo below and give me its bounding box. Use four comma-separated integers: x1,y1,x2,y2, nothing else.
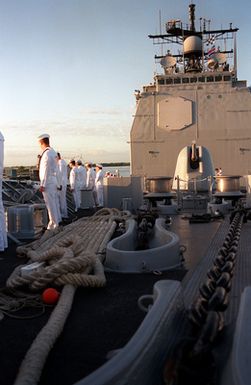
10,208,129,385
14,285,76,385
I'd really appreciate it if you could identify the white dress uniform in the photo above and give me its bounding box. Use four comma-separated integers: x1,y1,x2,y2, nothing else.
95,168,104,207
69,166,80,211
0,132,8,251
77,164,87,207
86,167,95,190
86,166,97,206
58,158,68,218
39,147,60,230
78,165,87,189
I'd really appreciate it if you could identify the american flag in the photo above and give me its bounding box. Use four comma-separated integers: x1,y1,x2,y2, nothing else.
206,35,215,45
207,45,216,56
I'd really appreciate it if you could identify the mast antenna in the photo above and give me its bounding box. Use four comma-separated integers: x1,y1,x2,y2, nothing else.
189,3,196,31
159,9,163,56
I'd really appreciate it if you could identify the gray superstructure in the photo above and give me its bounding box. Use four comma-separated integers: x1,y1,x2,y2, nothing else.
130,4,251,177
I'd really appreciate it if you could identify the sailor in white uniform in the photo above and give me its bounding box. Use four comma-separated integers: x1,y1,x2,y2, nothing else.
95,164,104,207
69,160,80,211
77,160,87,207
85,162,98,206
77,160,87,189
0,132,8,251
38,133,61,230
57,152,68,219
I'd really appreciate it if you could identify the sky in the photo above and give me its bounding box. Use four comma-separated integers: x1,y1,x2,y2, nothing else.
0,0,251,167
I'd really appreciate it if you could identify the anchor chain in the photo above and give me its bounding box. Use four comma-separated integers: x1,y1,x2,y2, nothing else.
163,203,250,385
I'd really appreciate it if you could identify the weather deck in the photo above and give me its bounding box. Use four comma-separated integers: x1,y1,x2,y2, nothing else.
0,208,249,385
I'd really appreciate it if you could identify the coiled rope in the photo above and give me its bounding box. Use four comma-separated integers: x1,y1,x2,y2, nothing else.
10,207,130,385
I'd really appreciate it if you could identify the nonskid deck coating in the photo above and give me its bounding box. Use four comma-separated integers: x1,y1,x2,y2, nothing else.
0,211,248,385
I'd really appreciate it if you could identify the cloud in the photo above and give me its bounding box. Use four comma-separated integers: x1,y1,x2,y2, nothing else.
1,108,132,166
2,122,130,167
81,108,123,116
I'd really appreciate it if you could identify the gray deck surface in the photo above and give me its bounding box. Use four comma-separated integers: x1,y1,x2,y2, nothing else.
171,213,222,271
1,208,250,385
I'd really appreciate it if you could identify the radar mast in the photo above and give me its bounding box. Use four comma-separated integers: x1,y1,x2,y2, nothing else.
149,3,238,77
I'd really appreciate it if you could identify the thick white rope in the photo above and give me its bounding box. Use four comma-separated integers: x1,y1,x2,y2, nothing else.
12,208,129,385
14,285,76,385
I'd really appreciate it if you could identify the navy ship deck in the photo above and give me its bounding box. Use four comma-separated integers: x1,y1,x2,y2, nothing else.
0,206,250,385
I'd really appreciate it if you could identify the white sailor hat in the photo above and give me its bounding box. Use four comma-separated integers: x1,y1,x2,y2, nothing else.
96,163,103,168
38,133,50,140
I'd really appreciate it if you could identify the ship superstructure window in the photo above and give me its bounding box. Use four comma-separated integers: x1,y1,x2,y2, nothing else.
215,75,223,82
155,72,232,87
